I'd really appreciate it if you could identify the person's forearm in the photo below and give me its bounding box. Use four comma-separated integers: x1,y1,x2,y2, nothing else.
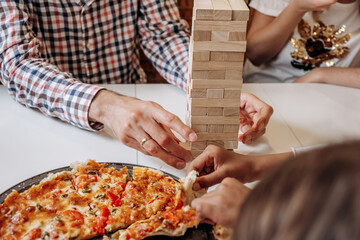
245,152,294,182
300,67,360,88
138,0,190,90
246,1,306,65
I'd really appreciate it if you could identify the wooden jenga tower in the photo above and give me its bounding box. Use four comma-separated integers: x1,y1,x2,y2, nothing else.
186,0,249,158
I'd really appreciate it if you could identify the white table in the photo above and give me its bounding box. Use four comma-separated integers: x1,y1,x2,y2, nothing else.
1,83,360,193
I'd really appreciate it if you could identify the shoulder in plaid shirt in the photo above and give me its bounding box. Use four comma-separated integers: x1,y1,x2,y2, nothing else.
0,0,190,130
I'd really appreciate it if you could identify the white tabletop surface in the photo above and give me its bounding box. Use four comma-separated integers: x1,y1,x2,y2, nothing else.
1,83,360,193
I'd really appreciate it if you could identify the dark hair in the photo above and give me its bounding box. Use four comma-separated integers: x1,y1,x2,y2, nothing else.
234,140,360,240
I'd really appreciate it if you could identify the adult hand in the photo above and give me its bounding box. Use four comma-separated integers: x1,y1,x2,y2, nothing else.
191,178,250,228
89,90,197,169
187,145,256,190
239,93,273,144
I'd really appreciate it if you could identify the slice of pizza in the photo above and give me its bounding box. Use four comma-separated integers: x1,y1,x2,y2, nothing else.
0,160,133,239
0,161,204,240
112,169,204,240
115,206,198,240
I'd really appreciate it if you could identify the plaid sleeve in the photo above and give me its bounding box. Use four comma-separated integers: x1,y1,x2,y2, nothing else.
138,0,190,90
0,1,104,131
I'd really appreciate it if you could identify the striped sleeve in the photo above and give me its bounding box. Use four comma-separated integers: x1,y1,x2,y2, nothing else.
0,0,104,131
138,0,190,90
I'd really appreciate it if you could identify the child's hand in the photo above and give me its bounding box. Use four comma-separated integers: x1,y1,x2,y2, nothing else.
239,93,273,145
187,145,256,189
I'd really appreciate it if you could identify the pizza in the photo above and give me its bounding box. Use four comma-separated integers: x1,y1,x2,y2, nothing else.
0,160,200,240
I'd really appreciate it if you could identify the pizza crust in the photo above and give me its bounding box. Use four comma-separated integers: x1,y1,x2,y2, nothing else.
213,224,233,240
180,170,207,205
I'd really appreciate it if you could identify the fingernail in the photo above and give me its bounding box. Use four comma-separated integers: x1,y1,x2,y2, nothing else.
241,125,251,133
176,161,186,169
193,182,201,191
189,133,197,142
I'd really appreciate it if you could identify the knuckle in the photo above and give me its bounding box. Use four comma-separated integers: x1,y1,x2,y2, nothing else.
147,144,159,155
222,177,234,186
118,134,128,144
158,134,171,146
145,101,158,108
129,110,142,122
206,144,219,153
268,106,274,115
164,114,178,124
122,121,132,132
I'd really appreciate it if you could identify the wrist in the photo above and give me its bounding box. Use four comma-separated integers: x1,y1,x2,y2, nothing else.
288,0,308,16
250,152,293,181
89,89,122,125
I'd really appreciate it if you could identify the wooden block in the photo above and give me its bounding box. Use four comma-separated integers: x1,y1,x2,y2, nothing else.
210,52,244,62
193,41,246,52
223,107,240,116
193,20,247,32
194,0,213,20
190,88,207,98
192,60,243,71
192,70,226,79
196,132,238,141
228,0,250,21
211,31,229,41
225,70,242,79
223,124,239,133
211,0,232,20
207,89,224,98
193,51,210,61
179,141,190,150
208,124,224,133
191,107,208,116
207,140,224,147
192,124,208,133
193,31,211,41
224,88,241,98
191,116,239,124
191,141,207,150
207,107,224,116
191,79,242,89
191,98,241,107
224,140,238,149
229,32,247,41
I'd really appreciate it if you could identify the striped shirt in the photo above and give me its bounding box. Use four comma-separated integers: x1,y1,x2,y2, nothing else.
0,0,190,130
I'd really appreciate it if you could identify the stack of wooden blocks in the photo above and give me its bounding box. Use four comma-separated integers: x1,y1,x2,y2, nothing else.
185,0,249,158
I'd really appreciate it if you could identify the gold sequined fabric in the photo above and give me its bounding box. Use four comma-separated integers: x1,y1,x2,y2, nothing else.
290,18,351,70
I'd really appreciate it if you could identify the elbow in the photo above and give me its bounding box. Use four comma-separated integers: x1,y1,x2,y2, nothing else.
245,46,268,66
245,52,266,67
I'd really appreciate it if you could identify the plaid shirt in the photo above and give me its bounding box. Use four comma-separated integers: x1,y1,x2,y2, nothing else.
0,0,190,130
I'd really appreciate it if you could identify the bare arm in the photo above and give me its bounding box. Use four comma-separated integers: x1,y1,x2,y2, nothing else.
246,0,337,66
294,67,360,89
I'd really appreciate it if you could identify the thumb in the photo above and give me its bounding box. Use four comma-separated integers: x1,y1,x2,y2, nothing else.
196,171,225,189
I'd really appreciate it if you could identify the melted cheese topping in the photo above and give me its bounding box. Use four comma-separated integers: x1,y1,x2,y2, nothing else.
0,162,199,240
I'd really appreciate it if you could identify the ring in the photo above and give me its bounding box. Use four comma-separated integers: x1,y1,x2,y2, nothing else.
140,137,151,147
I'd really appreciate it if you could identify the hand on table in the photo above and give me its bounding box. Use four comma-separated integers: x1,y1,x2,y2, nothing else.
239,93,273,144
187,145,257,190
191,178,250,227
89,90,197,169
